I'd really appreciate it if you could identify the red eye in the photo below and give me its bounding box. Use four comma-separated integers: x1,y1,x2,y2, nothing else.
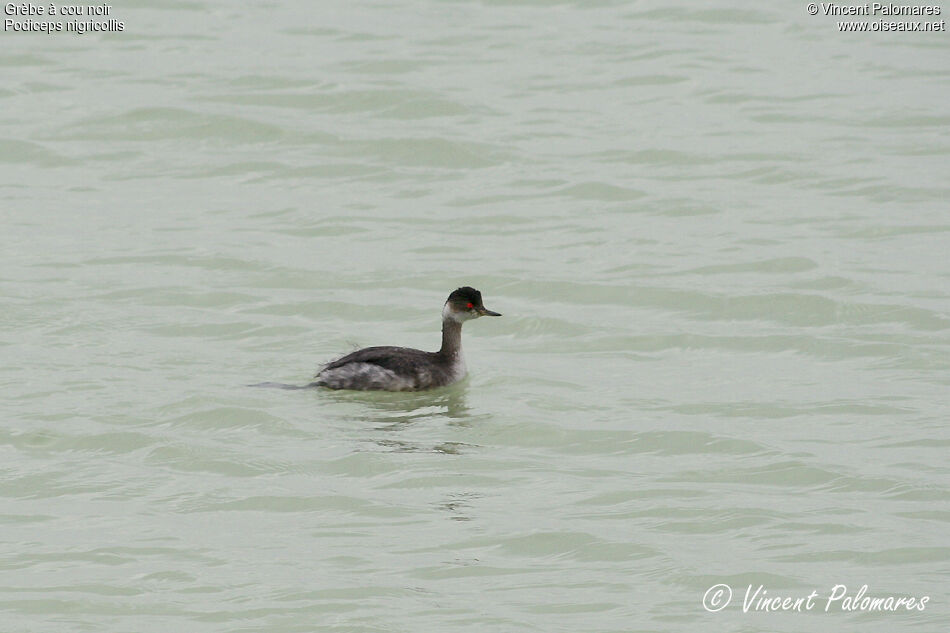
466,302,474,308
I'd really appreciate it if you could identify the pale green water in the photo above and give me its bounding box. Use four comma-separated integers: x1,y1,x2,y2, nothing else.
2,1,949,631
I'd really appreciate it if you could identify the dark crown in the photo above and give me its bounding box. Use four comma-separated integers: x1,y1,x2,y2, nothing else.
447,286,482,305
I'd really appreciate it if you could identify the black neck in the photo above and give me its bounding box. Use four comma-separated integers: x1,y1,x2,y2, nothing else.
439,318,463,357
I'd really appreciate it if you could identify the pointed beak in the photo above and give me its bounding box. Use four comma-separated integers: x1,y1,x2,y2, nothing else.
478,307,502,317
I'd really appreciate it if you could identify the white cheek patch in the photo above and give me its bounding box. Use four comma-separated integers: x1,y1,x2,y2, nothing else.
442,304,474,323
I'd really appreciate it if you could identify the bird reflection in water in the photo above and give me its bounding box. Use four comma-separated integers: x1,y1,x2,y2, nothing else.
317,384,487,522
319,383,487,454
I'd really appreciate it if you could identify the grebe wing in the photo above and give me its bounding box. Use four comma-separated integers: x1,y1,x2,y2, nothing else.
316,346,431,377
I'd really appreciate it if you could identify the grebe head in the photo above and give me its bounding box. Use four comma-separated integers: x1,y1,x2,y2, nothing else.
442,286,502,323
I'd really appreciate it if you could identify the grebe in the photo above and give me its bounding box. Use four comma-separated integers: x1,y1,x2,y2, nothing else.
311,287,501,391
